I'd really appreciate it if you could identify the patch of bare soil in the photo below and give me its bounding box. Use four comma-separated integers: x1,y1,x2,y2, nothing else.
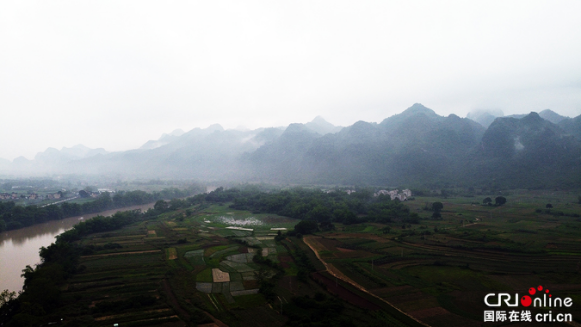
212,268,230,282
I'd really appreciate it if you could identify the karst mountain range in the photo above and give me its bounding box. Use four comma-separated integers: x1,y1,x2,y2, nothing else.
3,104,580,188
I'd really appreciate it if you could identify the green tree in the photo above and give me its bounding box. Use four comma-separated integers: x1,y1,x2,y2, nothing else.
495,196,507,206
154,200,169,212
432,202,443,211
307,205,332,222
294,220,319,235
1,289,16,307
483,197,492,205
333,208,356,224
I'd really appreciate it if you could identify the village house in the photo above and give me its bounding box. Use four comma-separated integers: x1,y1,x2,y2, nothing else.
45,192,61,200
374,189,412,201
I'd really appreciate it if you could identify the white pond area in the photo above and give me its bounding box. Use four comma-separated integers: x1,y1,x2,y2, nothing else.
215,216,263,226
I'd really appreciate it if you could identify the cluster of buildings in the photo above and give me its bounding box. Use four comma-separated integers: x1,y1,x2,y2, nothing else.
374,189,412,201
79,188,115,198
0,192,61,201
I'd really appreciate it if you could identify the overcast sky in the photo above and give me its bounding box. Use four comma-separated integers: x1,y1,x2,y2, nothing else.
1,1,580,160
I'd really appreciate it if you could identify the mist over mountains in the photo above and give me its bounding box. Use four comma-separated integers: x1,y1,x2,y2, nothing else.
467,108,570,128
2,104,580,189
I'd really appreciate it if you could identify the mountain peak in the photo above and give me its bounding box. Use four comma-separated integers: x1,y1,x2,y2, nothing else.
304,116,342,135
405,103,435,114
311,116,329,124
521,112,543,124
206,124,224,132
539,109,568,124
380,103,441,127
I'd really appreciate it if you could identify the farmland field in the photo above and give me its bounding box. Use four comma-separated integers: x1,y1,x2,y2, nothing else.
10,189,581,326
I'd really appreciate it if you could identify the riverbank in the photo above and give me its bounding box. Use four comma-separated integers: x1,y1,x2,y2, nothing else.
0,202,155,293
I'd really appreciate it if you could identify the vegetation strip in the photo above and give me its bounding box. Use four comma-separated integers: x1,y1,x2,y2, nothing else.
80,250,161,258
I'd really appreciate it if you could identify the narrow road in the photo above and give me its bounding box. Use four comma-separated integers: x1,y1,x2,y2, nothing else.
41,196,79,207
303,235,430,327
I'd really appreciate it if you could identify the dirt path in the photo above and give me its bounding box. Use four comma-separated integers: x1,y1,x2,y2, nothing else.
303,235,430,327
81,250,161,258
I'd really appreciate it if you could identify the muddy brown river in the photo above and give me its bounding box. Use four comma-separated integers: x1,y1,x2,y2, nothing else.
0,203,155,293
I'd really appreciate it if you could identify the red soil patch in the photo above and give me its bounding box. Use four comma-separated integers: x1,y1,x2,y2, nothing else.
278,255,294,263
243,280,259,289
278,255,294,269
239,246,248,253
314,236,375,258
317,238,343,251
311,272,381,310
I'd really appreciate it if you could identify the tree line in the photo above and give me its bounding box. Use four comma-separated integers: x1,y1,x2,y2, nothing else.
200,186,420,226
0,185,204,232
1,210,143,326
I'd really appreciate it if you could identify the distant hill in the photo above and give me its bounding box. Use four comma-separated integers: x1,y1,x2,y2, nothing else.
245,104,487,185
472,112,581,188
467,109,504,128
539,109,568,124
558,114,581,141
304,116,343,135
140,129,185,150
468,109,569,128
5,105,580,189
